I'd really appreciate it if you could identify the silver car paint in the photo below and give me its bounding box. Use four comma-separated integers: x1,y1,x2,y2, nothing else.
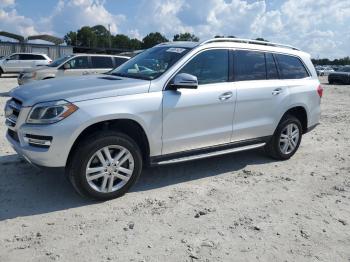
17,54,129,85
5,41,321,167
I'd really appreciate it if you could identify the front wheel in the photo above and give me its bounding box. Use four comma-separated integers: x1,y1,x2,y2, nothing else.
265,115,302,160
67,131,143,200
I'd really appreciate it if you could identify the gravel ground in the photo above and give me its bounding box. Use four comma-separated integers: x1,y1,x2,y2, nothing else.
0,76,349,262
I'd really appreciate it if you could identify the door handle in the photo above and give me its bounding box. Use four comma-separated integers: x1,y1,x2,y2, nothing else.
82,71,90,75
272,88,283,95
219,92,233,101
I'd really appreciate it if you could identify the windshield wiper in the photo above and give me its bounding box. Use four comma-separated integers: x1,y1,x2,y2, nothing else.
110,72,151,80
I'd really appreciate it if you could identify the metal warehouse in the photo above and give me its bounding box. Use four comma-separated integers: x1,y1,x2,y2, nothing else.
0,31,73,60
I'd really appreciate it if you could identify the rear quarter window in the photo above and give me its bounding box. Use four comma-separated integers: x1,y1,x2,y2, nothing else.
114,57,129,67
275,54,309,79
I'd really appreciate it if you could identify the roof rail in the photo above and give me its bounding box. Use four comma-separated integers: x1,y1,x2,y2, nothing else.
200,38,300,51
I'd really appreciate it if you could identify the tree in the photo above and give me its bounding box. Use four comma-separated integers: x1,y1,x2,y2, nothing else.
255,37,269,42
64,31,78,46
173,33,199,42
113,34,131,49
142,32,168,49
92,25,110,48
77,26,97,47
129,38,142,50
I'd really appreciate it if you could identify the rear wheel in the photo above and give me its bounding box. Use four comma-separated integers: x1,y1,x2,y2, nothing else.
265,115,302,160
0,68,3,77
67,131,143,200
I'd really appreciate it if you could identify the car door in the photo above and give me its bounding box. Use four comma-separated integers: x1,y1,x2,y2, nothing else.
162,49,236,155
3,54,20,72
232,50,290,142
91,56,114,74
19,54,37,70
56,56,90,77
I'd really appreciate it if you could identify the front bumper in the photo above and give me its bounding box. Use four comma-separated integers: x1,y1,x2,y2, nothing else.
4,106,85,167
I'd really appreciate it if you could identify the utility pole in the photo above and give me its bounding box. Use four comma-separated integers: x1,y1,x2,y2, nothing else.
108,24,111,49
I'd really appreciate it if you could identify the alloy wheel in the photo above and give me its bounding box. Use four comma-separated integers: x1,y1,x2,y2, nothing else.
85,145,134,193
279,123,300,155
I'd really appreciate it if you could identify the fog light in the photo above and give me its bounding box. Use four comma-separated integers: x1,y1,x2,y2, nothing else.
24,134,52,147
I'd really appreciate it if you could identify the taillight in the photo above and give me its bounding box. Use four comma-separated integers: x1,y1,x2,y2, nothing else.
317,85,323,98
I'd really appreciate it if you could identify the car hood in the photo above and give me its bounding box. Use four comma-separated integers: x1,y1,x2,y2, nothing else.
10,74,151,107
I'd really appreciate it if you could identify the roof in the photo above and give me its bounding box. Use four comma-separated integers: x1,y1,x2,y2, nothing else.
0,31,25,42
27,35,64,45
156,38,305,56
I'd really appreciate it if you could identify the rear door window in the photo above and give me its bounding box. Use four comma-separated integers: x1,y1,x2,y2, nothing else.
91,56,114,68
275,54,309,79
234,50,266,81
266,53,279,79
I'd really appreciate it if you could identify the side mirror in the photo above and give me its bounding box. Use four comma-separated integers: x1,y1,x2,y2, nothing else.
63,63,70,70
170,73,198,90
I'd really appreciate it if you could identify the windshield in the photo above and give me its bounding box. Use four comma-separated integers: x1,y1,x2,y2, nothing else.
48,55,74,67
341,67,350,72
110,46,191,80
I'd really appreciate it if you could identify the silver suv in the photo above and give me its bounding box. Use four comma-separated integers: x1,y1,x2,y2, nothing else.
4,38,322,200
0,53,52,76
17,54,129,85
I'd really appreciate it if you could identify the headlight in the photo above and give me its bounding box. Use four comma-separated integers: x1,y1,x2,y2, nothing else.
23,72,36,79
27,100,78,124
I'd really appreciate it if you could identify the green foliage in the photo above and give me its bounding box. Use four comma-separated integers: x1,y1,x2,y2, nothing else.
141,32,169,49
173,33,199,42
64,31,77,46
64,25,167,50
255,38,269,42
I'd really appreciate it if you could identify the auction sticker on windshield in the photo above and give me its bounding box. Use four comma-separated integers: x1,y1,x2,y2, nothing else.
166,48,186,53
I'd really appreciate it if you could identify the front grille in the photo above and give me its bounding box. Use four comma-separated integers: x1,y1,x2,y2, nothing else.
5,98,22,127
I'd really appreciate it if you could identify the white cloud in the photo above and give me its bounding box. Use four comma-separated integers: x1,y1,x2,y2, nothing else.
1,0,349,58
43,0,125,35
0,0,15,8
0,9,38,36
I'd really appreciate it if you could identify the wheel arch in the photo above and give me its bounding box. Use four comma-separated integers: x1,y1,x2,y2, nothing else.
67,118,151,166
279,106,308,134
43,76,55,80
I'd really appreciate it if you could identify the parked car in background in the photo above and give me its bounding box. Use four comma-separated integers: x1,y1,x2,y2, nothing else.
328,66,350,84
17,54,129,85
316,66,334,76
5,38,322,200
0,53,52,77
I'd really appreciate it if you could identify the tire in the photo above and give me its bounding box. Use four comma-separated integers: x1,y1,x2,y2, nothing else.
265,115,302,160
0,68,3,77
66,130,143,200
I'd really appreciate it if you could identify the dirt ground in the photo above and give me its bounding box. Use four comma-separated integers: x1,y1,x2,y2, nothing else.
0,76,349,262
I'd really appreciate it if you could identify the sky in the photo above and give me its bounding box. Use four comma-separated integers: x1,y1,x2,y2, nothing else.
0,0,349,58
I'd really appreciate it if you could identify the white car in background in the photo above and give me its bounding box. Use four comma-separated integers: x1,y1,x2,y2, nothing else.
316,66,334,76
0,53,52,77
18,54,129,85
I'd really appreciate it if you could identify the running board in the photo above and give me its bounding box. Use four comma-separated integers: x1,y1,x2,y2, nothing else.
153,142,266,166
